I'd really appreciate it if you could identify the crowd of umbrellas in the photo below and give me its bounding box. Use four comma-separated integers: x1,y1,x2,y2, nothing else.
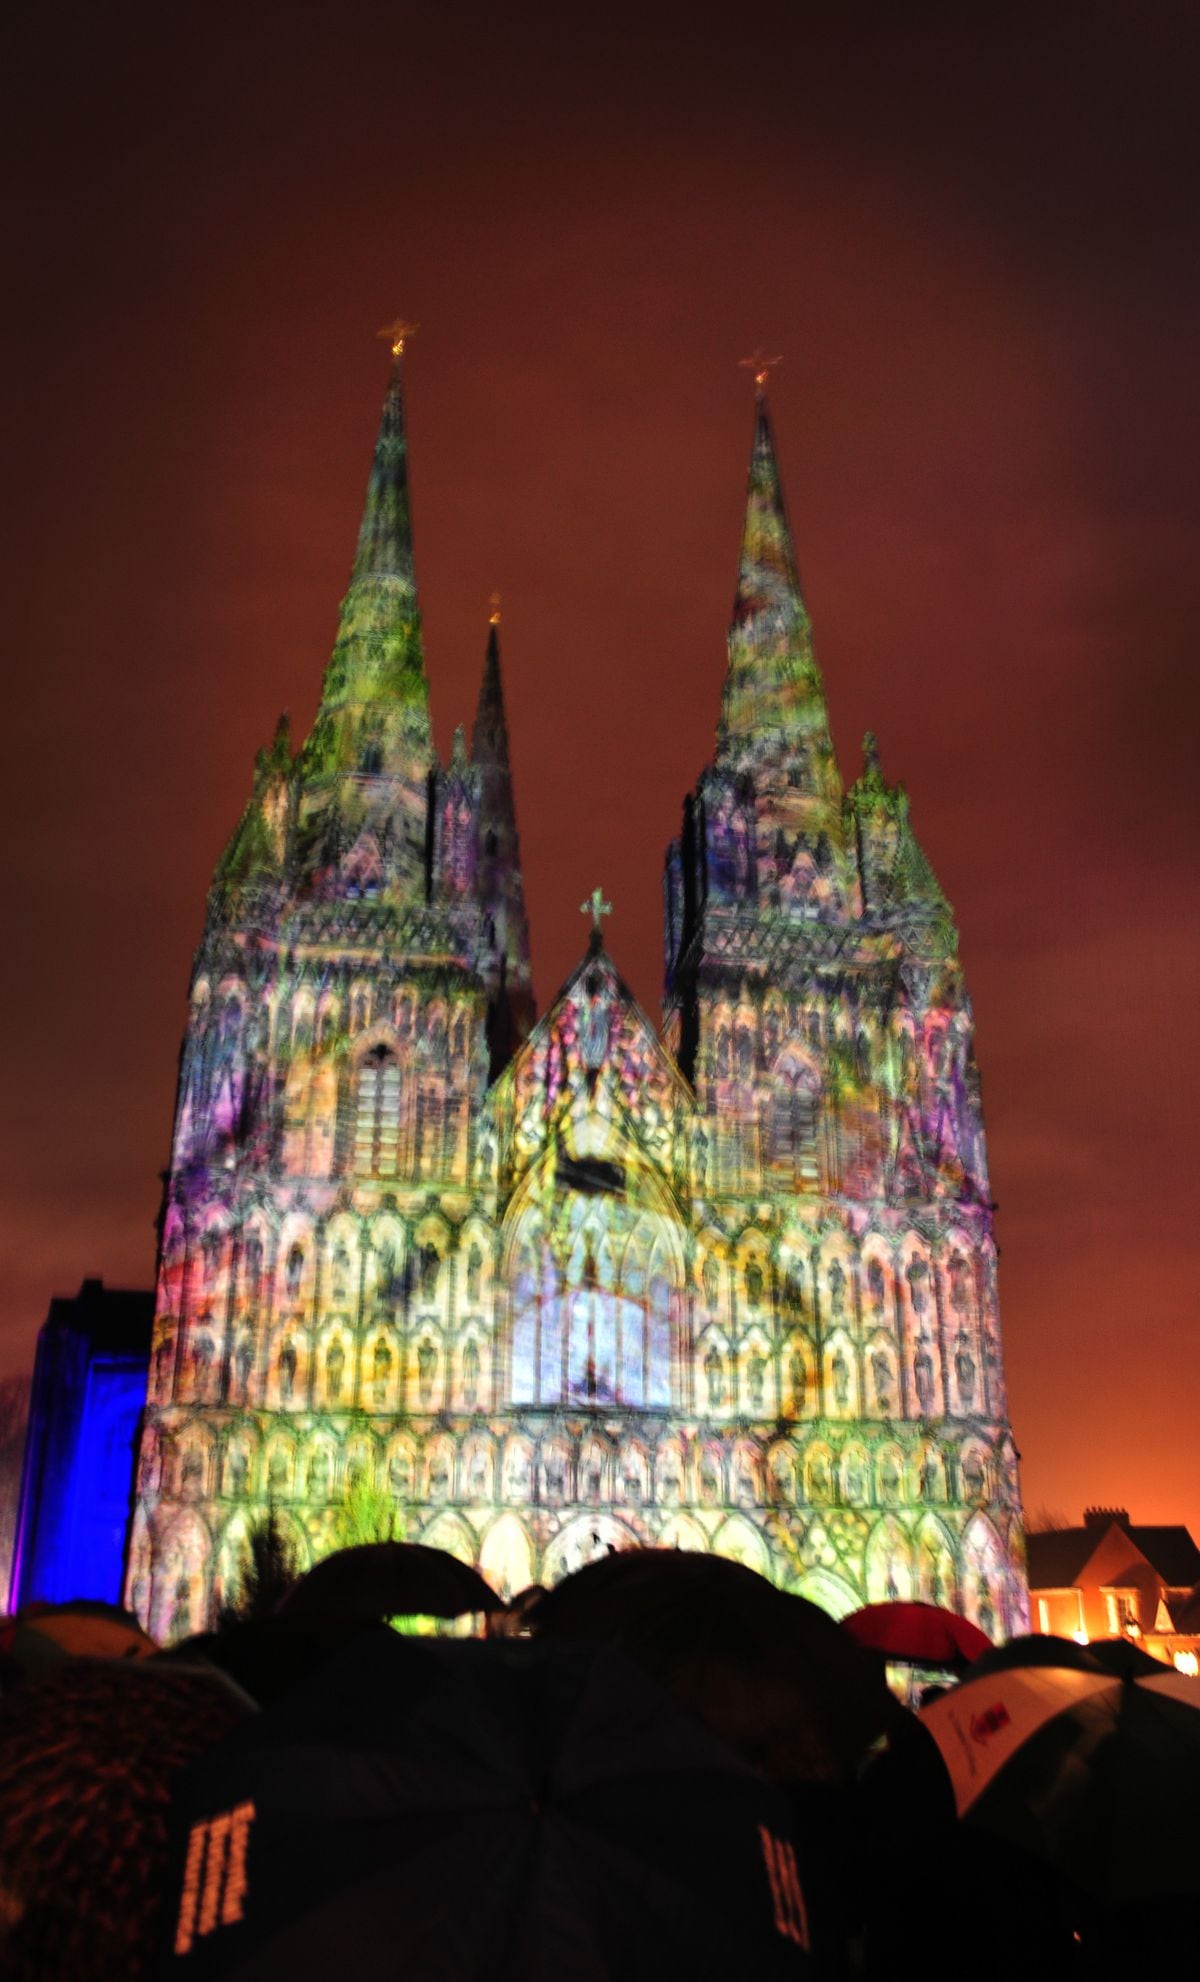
1,1544,1197,1979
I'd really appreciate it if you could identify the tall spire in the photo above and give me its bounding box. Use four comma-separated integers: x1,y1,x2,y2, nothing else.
348,337,416,588
471,608,534,1066
718,380,828,762
471,610,509,771
299,333,433,785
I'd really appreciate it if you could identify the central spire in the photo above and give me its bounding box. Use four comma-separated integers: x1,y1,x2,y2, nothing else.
718,381,829,765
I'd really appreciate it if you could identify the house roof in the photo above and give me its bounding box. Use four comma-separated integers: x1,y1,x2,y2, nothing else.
1124,1527,1200,1588
1027,1521,1200,1593
1026,1528,1104,1589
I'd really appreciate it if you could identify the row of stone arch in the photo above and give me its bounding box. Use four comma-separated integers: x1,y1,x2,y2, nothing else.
128,1497,1023,1646
146,1411,1014,1520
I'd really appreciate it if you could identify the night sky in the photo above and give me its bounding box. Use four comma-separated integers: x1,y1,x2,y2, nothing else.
3,3,1197,1533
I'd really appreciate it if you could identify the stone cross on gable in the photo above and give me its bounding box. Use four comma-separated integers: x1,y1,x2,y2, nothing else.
580,887,612,932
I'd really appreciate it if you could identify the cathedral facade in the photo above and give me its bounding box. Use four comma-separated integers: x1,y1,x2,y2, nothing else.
126,347,1027,1642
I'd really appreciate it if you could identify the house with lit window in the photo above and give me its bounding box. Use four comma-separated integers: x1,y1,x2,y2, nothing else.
1026,1507,1200,1673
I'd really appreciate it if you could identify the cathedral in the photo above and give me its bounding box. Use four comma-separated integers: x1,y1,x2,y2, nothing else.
126,339,1027,1642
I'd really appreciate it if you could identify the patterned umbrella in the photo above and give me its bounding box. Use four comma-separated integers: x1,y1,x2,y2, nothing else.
919,1661,1200,1901
841,1600,992,1669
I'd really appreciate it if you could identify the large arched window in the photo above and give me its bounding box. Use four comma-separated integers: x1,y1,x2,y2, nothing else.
354,1046,401,1177
508,1194,676,1410
769,1057,820,1186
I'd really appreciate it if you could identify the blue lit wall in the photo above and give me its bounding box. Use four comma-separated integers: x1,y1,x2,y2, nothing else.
9,1282,151,1611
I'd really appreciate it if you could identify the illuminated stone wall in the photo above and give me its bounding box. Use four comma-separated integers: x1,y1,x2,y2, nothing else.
126,359,1026,1641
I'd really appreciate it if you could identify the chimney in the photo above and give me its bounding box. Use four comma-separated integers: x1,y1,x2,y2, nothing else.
1083,1506,1130,1530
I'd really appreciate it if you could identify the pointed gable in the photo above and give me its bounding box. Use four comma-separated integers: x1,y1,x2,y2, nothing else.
499,933,694,1198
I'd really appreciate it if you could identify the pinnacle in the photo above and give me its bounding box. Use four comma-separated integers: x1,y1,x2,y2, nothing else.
349,347,416,589
472,615,510,769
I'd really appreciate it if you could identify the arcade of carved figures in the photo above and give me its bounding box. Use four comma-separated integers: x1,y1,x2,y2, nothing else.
126,346,1027,1640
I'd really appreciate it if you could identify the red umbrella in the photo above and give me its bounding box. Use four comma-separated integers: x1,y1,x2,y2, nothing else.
842,1601,992,1668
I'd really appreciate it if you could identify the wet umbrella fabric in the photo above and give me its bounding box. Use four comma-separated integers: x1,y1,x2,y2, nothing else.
0,1599,157,1674
968,1631,1165,1682
529,1547,897,1784
919,1661,1200,1901
841,1600,991,1669
161,1629,818,1980
275,1540,503,1624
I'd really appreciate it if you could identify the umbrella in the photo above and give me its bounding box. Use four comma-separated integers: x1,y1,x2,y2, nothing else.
969,1631,1165,1682
919,1659,1200,1902
0,1658,251,1981
841,1600,991,1669
0,1598,157,1674
162,1629,822,1980
528,1547,898,1784
275,1542,503,1625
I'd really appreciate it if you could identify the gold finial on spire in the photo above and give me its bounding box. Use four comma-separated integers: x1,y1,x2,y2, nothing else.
580,887,612,932
489,591,502,626
378,318,419,358
739,348,782,389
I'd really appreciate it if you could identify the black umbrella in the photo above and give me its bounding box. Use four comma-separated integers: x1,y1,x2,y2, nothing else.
161,1629,822,1980
529,1547,898,1784
275,1541,503,1625
968,1631,1165,1682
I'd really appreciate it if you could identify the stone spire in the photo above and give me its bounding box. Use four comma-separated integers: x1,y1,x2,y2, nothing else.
718,383,833,777
472,611,534,1067
299,337,433,786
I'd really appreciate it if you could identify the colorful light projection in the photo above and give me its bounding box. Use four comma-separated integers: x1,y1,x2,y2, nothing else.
125,354,1026,1641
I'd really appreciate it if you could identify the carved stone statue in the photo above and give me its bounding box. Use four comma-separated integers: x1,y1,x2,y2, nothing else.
417,1337,438,1407
948,1252,971,1315
325,1338,345,1403
870,1348,892,1413
462,1338,480,1409
954,1333,976,1408
747,1352,766,1414
831,1347,851,1412
867,1258,886,1313
373,1336,393,1404
906,1258,929,1316
705,1346,726,1409
789,1349,807,1415
827,1259,846,1317
913,1340,935,1416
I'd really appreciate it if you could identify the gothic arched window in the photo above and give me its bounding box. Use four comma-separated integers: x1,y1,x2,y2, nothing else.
508,1201,675,1411
354,1046,401,1177
769,1060,820,1183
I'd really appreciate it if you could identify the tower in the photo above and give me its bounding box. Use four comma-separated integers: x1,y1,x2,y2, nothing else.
126,354,1025,1641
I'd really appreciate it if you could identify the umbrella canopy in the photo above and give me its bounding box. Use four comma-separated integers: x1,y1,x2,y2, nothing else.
0,1599,157,1675
969,1631,1166,1682
275,1541,503,1625
919,1660,1200,1901
162,1629,822,1980
841,1600,992,1669
529,1547,898,1784
0,1658,250,1980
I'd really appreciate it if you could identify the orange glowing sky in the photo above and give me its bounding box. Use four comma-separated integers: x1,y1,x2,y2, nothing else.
2,2,1198,1533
